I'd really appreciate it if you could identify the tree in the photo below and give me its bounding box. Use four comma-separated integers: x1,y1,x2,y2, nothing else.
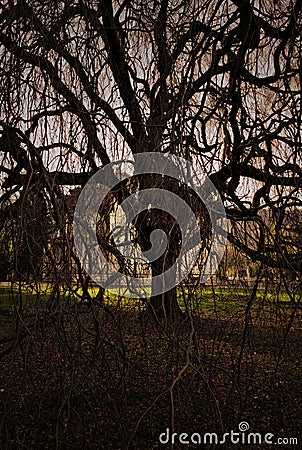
0,0,301,316
0,185,50,281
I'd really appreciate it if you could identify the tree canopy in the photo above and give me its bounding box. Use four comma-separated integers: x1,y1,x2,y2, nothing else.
0,0,301,303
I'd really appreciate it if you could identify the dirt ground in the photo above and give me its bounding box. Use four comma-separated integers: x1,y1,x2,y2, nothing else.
0,303,301,449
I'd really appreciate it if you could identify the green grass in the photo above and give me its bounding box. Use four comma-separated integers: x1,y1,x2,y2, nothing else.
1,284,301,317
0,285,51,313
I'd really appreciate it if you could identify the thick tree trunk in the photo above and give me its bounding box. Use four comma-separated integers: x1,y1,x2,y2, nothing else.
149,284,183,320
133,215,183,318
148,236,183,320
132,175,189,320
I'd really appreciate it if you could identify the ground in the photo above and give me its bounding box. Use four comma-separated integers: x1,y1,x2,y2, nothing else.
0,286,301,449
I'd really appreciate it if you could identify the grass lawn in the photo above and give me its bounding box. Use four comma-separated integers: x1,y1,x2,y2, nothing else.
1,283,300,318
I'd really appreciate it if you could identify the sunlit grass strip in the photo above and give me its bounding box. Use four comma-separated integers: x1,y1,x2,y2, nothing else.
0,285,301,315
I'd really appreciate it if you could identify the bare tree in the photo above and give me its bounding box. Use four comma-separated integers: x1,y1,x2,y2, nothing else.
1,2,302,448
0,0,301,312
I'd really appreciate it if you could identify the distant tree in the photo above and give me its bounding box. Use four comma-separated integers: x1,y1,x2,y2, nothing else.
0,185,51,282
